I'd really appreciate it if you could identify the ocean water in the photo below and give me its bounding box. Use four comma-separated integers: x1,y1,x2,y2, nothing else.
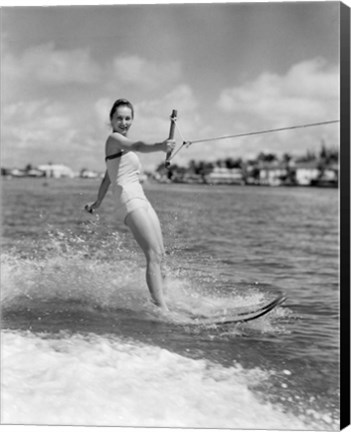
1,178,339,429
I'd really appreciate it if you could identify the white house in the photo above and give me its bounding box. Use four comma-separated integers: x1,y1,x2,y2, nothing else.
38,164,75,178
294,161,319,186
258,163,287,186
321,163,338,182
80,169,99,179
206,167,243,185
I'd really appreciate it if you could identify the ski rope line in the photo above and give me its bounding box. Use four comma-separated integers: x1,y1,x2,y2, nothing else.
168,118,340,163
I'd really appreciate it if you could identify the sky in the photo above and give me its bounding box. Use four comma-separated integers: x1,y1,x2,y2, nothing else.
1,0,343,172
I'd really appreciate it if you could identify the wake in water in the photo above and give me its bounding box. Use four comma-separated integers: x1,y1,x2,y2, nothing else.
1,226,339,429
2,329,324,429
1,224,288,334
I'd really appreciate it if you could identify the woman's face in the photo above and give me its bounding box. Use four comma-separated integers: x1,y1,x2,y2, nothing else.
111,105,133,136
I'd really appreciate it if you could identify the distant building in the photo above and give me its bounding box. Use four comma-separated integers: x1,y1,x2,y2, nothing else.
27,168,45,178
258,163,288,186
322,163,338,182
181,173,203,184
80,169,99,179
294,161,319,186
6,168,26,177
311,163,338,187
38,164,74,178
243,164,260,185
206,167,243,185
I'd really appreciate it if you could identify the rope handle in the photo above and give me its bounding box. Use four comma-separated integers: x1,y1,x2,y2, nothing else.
165,109,177,168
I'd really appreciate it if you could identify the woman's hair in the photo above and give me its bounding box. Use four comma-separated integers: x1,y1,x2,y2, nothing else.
109,98,134,121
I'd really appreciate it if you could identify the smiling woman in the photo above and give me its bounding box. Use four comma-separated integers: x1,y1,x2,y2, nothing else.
85,99,175,311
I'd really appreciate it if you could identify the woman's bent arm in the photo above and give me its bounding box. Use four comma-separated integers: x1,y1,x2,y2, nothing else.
85,170,110,213
96,170,111,205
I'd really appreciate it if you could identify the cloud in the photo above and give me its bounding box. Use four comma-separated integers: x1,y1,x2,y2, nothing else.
3,45,182,98
132,85,204,141
3,99,73,151
206,58,340,160
217,58,339,125
3,43,101,88
1,98,105,170
112,55,182,91
94,97,114,127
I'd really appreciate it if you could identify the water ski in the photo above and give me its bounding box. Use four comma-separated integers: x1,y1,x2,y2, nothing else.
188,293,286,326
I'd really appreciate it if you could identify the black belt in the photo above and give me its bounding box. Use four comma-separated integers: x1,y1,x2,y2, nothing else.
105,150,124,161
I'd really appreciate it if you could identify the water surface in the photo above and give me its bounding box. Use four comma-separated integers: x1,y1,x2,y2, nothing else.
1,178,339,429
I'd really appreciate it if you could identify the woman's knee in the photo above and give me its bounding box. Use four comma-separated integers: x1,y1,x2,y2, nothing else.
126,208,165,263
146,246,164,264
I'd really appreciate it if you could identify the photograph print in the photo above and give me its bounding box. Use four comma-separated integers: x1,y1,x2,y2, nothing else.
1,1,349,430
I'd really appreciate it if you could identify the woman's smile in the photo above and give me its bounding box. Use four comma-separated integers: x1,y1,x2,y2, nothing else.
118,125,129,135
111,106,133,135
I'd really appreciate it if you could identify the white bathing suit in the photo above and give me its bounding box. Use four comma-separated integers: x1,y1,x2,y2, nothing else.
106,150,151,222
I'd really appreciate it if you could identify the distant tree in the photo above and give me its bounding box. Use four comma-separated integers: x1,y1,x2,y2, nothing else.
257,152,277,163
224,157,235,169
328,149,339,163
251,166,260,180
188,159,197,174
282,153,292,163
234,158,243,168
318,141,339,168
155,162,164,173
80,168,94,178
320,140,328,160
306,150,317,161
224,157,242,169
295,150,317,163
166,163,184,180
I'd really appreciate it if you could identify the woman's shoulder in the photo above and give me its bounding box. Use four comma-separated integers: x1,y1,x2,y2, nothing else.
106,132,124,152
107,131,124,143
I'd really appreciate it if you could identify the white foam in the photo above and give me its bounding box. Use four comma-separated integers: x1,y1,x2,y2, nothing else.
2,330,320,429
1,251,149,311
0,250,276,323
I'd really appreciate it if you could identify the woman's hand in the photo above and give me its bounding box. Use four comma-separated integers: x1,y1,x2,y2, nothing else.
162,139,176,154
84,201,100,214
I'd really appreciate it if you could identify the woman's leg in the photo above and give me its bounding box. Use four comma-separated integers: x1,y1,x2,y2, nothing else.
146,204,170,291
125,206,168,310
146,204,165,253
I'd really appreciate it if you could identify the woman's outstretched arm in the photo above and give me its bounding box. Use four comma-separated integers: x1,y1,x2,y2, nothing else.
106,133,174,155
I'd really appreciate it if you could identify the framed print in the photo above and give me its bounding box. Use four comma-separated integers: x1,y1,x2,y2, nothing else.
1,1,350,430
